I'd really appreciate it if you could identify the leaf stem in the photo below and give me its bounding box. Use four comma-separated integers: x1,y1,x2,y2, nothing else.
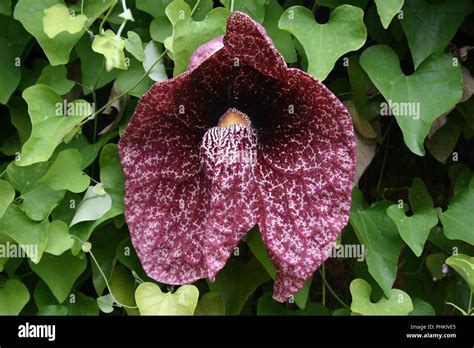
229,0,234,13
99,3,116,33
318,268,351,310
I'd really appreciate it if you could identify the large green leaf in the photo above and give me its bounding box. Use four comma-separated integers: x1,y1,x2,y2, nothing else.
14,0,116,65
208,258,270,315
194,292,225,315
257,293,330,315
116,56,154,98
40,149,90,193
0,279,30,315
0,205,49,263
17,85,92,166
6,161,65,221
350,191,403,297
386,204,437,257
360,45,462,156
36,65,75,95
165,0,229,76
426,111,465,164
437,189,474,245
262,0,297,63
278,5,366,80
400,0,472,68
0,37,21,105
374,0,403,29
0,179,15,218
45,220,73,256
29,251,87,303
135,283,199,315
445,254,474,292
350,278,413,315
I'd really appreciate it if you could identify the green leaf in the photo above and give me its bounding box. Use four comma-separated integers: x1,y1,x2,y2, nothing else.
409,298,436,315
37,65,75,95
29,251,87,303
143,41,167,81
360,45,463,156
0,205,49,263
64,291,99,315
135,283,199,315
6,161,65,221
37,305,69,315
0,0,11,15
257,293,330,315
194,292,225,315
408,177,433,212
75,36,117,95
150,16,173,43
0,38,21,104
7,97,31,146
97,294,114,313
278,5,366,80
426,111,465,164
14,0,116,65
17,85,92,166
92,29,127,71
426,253,446,280
116,56,154,98
350,278,413,315
350,199,403,296
70,144,124,254
0,179,15,218
221,0,266,22
109,263,137,311
124,31,144,62
0,279,30,315
70,186,112,226
262,0,296,63
45,220,73,256
166,0,229,76
386,204,438,257
40,149,90,193
400,0,472,69
437,189,474,245
42,3,87,38
445,254,474,292
374,0,404,29
246,228,276,279
208,258,271,315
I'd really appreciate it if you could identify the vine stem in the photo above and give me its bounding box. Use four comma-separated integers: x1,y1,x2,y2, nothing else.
70,235,138,310
230,0,234,12
322,263,326,306
318,268,351,310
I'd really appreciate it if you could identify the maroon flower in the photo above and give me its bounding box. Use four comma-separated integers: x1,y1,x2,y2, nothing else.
118,12,356,302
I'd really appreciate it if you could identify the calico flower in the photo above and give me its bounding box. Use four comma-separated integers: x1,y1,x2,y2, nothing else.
118,12,356,302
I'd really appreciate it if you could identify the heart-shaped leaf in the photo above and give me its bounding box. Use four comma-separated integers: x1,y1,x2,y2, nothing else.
135,283,199,315
45,220,73,256
350,278,413,315
143,41,167,82
29,251,87,302
437,189,474,245
92,29,127,71
445,254,474,292
374,0,403,29
400,0,472,68
124,31,144,62
0,279,30,315
279,5,366,80
17,84,93,166
37,65,75,95
70,185,112,226
360,45,462,156
386,204,438,257
42,3,87,38
40,149,90,193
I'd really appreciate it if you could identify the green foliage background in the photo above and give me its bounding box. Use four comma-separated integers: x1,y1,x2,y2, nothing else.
0,0,473,316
